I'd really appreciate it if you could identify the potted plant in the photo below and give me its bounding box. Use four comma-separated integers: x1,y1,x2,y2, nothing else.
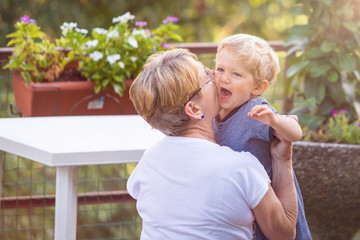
4,13,183,116
284,1,360,239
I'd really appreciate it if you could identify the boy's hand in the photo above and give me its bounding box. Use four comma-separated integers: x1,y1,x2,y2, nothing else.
248,105,276,126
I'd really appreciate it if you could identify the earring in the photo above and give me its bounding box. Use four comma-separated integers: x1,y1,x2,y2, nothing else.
201,114,205,120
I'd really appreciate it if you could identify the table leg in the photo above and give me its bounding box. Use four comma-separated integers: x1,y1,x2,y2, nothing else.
0,151,4,205
54,166,78,240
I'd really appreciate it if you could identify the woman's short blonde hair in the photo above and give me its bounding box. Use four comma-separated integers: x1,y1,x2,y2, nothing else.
217,34,280,85
129,48,200,136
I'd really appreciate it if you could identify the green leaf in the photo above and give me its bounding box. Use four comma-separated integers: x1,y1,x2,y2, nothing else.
286,41,306,56
113,75,124,83
327,80,345,103
306,47,327,58
91,73,102,80
284,35,305,47
305,78,325,102
304,115,326,132
113,83,124,97
353,70,360,80
320,40,336,53
309,63,331,78
289,25,315,37
289,6,305,15
341,74,356,102
327,70,338,82
102,78,111,88
286,61,309,78
20,64,35,71
318,98,336,116
22,71,33,82
339,54,356,73
94,84,102,94
343,21,357,32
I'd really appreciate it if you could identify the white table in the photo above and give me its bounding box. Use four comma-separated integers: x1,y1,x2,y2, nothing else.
0,115,165,240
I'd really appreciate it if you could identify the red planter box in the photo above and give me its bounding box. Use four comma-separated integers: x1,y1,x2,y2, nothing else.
12,73,137,117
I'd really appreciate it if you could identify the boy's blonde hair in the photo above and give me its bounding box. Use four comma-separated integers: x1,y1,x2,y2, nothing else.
217,34,280,85
129,48,200,136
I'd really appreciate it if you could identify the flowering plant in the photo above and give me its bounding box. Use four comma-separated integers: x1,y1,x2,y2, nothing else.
4,13,183,96
4,16,63,82
302,109,360,144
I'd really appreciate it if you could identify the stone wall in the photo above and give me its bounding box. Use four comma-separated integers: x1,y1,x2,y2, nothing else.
293,141,360,240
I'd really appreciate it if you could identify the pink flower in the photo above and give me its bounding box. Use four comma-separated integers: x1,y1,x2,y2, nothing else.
162,43,171,49
20,16,30,23
163,16,178,24
332,110,338,115
135,21,147,27
340,109,347,114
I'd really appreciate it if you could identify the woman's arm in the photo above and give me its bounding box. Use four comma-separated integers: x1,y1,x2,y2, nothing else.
248,105,302,142
252,131,298,240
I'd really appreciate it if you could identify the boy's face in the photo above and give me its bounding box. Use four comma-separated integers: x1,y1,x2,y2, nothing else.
215,47,256,118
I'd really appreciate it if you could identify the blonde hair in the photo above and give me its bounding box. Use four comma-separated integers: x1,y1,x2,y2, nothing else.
217,34,280,85
129,48,200,136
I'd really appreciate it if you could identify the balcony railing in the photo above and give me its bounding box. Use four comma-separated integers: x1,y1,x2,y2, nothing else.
0,42,293,240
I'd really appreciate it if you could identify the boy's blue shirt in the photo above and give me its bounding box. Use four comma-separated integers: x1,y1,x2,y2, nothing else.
213,97,312,240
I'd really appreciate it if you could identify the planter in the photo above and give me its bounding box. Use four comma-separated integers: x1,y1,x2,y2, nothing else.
12,72,137,117
293,141,360,240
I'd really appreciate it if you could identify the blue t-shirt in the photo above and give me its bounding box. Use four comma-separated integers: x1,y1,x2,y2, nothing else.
213,97,312,240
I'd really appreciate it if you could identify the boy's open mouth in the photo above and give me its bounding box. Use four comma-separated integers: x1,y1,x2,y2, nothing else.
220,88,232,102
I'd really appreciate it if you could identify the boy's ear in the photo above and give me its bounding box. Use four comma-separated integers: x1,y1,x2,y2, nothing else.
252,79,269,96
184,101,203,120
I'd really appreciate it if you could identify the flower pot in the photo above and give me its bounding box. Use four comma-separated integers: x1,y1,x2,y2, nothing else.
293,141,360,240
11,72,137,117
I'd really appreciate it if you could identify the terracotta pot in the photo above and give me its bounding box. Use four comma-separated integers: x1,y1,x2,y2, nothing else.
11,72,137,117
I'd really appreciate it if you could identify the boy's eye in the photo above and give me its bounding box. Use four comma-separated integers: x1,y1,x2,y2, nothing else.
233,72,241,77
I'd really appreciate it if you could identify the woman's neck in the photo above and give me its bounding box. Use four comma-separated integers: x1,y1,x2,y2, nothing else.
179,124,216,143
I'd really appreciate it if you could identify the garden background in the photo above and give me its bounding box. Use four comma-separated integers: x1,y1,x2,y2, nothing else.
1,0,360,240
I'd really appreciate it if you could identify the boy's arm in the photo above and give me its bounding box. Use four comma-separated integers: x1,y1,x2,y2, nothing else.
248,105,302,142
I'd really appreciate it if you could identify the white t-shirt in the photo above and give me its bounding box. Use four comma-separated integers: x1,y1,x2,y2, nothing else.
127,136,270,240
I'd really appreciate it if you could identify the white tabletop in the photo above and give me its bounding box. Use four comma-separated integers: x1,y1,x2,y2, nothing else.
0,115,165,166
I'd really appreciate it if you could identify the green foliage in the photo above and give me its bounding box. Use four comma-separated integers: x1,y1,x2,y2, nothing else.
302,109,360,144
4,16,63,83
0,0,302,46
4,13,183,96
285,0,360,130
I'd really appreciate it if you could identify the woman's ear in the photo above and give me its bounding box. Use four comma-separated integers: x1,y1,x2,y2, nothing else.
252,79,269,96
184,101,203,120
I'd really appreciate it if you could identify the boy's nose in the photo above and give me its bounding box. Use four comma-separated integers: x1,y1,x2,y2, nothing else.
218,73,230,84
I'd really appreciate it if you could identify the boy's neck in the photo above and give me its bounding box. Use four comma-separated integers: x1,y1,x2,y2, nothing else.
218,105,242,122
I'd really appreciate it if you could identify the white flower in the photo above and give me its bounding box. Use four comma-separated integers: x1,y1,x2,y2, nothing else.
94,28,108,35
106,54,121,64
128,36,138,48
60,22,78,36
107,29,119,39
75,28,88,35
86,40,99,48
112,12,135,23
132,29,147,38
130,56,137,62
89,51,103,61
118,62,125,69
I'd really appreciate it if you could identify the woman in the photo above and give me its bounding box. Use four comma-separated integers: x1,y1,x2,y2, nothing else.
127,48,297,240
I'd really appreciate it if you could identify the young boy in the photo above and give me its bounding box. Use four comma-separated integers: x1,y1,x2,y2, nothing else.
213,34,312,240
